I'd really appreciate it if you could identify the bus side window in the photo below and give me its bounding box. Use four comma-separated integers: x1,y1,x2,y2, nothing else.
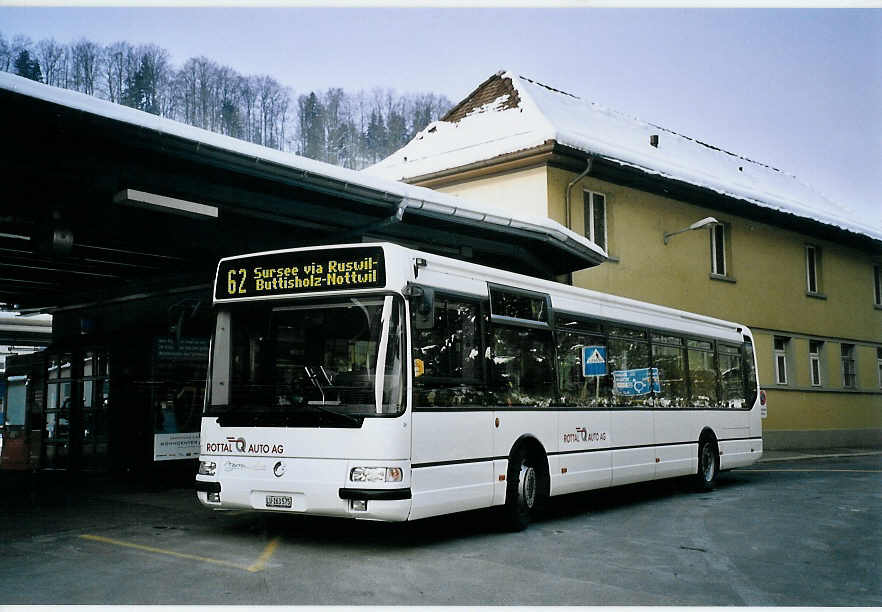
687,339,719,407
556,330,610,407
488,325,555,408
651,334,687,408
607,330,651,408
719,344,746,409
412,296,484,407
742,336,758,408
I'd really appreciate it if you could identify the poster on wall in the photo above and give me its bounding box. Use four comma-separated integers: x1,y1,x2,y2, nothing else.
151,336,208,461
153,432,201,461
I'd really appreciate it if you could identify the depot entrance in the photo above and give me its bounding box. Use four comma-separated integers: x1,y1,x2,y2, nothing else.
4,292,214,477
0,72,603,480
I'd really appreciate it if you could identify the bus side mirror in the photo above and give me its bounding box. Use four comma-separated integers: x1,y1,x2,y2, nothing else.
407,285,434,329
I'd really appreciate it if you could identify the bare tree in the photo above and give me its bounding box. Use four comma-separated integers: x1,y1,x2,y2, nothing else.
36,38,67,87
1,35,33,73
69,38,102,95
194,57,217,129
239,75,258,143
0,33,9,72
256,75,288,148
1,30,449,163
103,41,135,102
178,56,216,128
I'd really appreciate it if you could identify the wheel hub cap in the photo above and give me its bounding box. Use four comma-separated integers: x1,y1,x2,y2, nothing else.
520,465,536,508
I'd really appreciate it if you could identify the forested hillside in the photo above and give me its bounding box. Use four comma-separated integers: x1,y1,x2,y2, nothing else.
0,32,452,169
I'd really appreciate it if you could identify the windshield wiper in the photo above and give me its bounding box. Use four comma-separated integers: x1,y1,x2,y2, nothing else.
303,400,363,426
302,366,362,425
303,365,328,403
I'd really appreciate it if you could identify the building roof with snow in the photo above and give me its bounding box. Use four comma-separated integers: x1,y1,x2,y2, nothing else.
0,71,607,279
366,70,881,247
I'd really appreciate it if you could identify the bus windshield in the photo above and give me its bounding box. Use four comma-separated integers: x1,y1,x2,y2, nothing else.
207,295,405,426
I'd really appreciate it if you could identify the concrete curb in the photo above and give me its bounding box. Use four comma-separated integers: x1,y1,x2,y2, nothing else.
758,449,882,463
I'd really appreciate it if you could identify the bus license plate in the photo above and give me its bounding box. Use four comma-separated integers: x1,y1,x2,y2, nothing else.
265,495,293,509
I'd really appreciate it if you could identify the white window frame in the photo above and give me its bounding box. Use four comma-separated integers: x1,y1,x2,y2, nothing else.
774,337,789,385
805,244,820,294
840,343,856,389
710,223,727,276
809,340,823,387
583,190,607,252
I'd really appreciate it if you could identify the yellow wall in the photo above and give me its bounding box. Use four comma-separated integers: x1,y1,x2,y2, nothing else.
755,331,882,440
546,167,882,343
434,166,549,219
543,166,881,444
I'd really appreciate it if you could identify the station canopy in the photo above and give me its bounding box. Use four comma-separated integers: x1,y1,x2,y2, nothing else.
0,73,605,313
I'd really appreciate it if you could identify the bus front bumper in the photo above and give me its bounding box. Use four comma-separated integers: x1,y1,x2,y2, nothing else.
195,458,412,522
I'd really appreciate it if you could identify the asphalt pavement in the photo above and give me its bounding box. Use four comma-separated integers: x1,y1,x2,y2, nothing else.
0,447,879,605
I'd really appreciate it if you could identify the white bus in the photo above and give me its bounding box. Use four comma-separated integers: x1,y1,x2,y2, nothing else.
196,242,764,529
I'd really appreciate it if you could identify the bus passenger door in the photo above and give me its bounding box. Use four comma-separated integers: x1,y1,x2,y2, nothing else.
610,409,656,485
486,297,558,506
606,333,655,485
409,294,494,520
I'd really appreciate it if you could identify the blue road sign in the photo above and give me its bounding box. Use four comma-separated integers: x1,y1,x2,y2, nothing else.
612,368,661,396
582,346,607,376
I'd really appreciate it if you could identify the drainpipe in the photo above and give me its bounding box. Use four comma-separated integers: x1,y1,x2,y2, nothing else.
565,156,593,230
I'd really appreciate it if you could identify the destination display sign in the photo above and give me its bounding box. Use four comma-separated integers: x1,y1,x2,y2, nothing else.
215,246,386,300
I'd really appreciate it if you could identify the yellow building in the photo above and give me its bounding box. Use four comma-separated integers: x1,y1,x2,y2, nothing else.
368,70,882,450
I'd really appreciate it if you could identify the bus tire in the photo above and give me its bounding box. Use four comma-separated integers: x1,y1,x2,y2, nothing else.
502,444,544,531
695,437,719,491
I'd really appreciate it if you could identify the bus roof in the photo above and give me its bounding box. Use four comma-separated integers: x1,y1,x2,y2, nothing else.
215,242,749,343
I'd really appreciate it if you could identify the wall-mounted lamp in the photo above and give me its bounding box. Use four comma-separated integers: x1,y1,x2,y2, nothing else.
663,217,719,245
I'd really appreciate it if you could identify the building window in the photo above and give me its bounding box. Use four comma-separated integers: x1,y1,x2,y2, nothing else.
840,344,856,388
774,336,789,385
809,340,823,387
583,191,607,252
710,223,726,276
805,245,822,295
874,264,882,306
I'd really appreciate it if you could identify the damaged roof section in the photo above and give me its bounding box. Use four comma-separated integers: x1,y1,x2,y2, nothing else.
367,70,881,247
443,73,522,123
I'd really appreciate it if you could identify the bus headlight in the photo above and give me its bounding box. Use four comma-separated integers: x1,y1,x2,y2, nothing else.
198,461,217,476
350,467,403,483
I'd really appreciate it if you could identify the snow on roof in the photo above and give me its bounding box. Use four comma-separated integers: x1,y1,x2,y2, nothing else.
0,71,605,263
367,70,882,243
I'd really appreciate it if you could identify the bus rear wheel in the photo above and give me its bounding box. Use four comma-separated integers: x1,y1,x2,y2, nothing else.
503,446,543,531
695,438,719,491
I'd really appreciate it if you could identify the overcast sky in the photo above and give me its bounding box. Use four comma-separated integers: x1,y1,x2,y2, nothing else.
2,6,880,226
